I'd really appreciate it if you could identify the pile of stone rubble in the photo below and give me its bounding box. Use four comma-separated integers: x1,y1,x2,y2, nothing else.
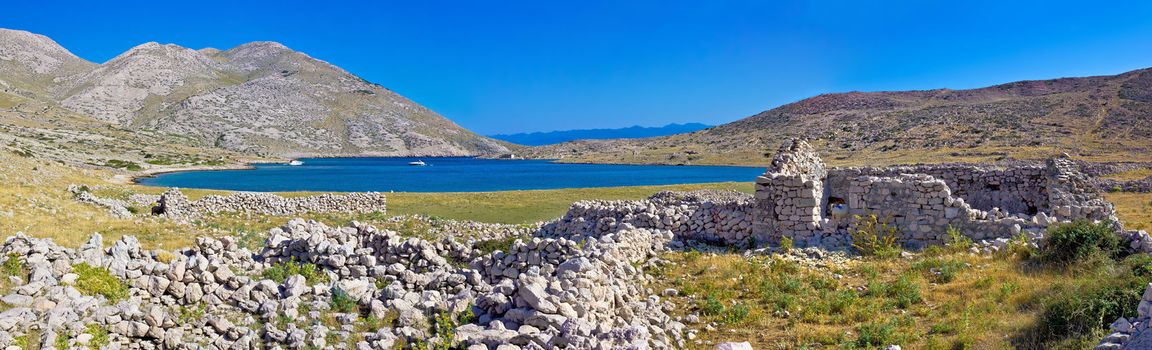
0,215,683,349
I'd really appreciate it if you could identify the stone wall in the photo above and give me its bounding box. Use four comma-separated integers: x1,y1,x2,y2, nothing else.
827,164,1048,215
540,190,755,245
752,139,828,245
155,188,387,219
840,174,1041,248
750,140,1123,249
1047,155,1119,222
541,140,1124,250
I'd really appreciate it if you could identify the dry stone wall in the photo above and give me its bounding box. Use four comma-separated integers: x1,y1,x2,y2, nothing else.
539,190,754,245
752,139,828,245
156,188,387,219
547,139,1128,251
827,165,1048,215
841,174,1040,247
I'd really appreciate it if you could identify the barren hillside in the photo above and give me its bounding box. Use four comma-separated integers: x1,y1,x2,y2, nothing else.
522,68,1152,166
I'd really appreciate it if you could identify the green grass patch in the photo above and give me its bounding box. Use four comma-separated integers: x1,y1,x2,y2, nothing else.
72,263,129,301
86,324,109,349
1038,220,1122,266
262,260,329,284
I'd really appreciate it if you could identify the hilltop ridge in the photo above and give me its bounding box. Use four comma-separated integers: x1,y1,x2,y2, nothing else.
521,68,1152,166
0,28,511,158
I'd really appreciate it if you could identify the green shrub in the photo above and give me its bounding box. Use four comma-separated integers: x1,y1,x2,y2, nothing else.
945,225,973,252
701,294,726,316
779,236,794,253
73,263,129,301
473,236,525,255
55,332,68,349
1039,220,1122,266
1,253,25,278
868,273,922,309
429,310,463,350
850,214,901,258
723,303,751,324
329,286,358,313
1036,279,1141,342
1123,254,1152,278
262,260,329,284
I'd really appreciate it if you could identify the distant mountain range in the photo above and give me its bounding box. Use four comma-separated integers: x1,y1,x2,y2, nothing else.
520,68,1152,166
0,28,510,158
489,123,712,146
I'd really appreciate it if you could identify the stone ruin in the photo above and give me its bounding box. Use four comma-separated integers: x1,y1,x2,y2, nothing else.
753,139,1122,248
551,139,1135,250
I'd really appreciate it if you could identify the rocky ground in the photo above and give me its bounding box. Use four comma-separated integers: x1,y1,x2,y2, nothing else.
0,212,727,349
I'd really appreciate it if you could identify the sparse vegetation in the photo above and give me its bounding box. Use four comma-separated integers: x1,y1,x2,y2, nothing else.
329,286,358,313
72,263,129,301
850,214,901,258
262,260,329,284
86,324,110,349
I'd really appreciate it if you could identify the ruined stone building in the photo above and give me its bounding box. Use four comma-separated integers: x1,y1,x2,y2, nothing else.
752,139,1120,248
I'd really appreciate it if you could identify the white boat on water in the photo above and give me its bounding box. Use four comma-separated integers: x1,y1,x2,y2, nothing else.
288,160,304,166
408,160,426,166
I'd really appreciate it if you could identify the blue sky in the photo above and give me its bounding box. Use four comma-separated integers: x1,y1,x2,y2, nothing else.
4,1,1152,134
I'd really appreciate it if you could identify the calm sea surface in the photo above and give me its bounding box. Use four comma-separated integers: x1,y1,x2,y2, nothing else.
137,157,764,192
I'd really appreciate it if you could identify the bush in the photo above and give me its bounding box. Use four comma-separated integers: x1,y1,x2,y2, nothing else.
723,303,751,324
154,250,178,264
1036,279,1141,342
701,294,726,316
1,254,25,277
850,214,901,258
329,286,358,313
261,260,329,284
473,236,524,255
945,225,973,252
73,263,129,301
779,236,793,253
1039,220,1122,266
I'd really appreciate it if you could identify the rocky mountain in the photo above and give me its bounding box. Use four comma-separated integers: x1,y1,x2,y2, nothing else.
0,29,96,101
0,28,511,157
523,68,1152,166
489,123,712,146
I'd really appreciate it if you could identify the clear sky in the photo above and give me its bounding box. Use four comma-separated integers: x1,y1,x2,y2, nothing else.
4,1,1152,134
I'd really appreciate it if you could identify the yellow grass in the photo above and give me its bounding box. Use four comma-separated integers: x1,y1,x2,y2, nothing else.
1103,169,1152,181
1105,192,1152,231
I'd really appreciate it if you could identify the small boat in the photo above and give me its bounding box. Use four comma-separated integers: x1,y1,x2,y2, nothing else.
288,160,304,166
408,160,426,166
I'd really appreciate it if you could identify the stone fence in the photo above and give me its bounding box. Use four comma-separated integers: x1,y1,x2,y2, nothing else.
539,190,755,245
155,188,387,219
545,139,1137,251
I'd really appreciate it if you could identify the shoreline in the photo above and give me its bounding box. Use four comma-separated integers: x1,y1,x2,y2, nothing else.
117,163,263,185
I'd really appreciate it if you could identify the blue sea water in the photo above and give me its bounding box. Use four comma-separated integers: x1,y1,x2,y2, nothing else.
136,157,765,192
